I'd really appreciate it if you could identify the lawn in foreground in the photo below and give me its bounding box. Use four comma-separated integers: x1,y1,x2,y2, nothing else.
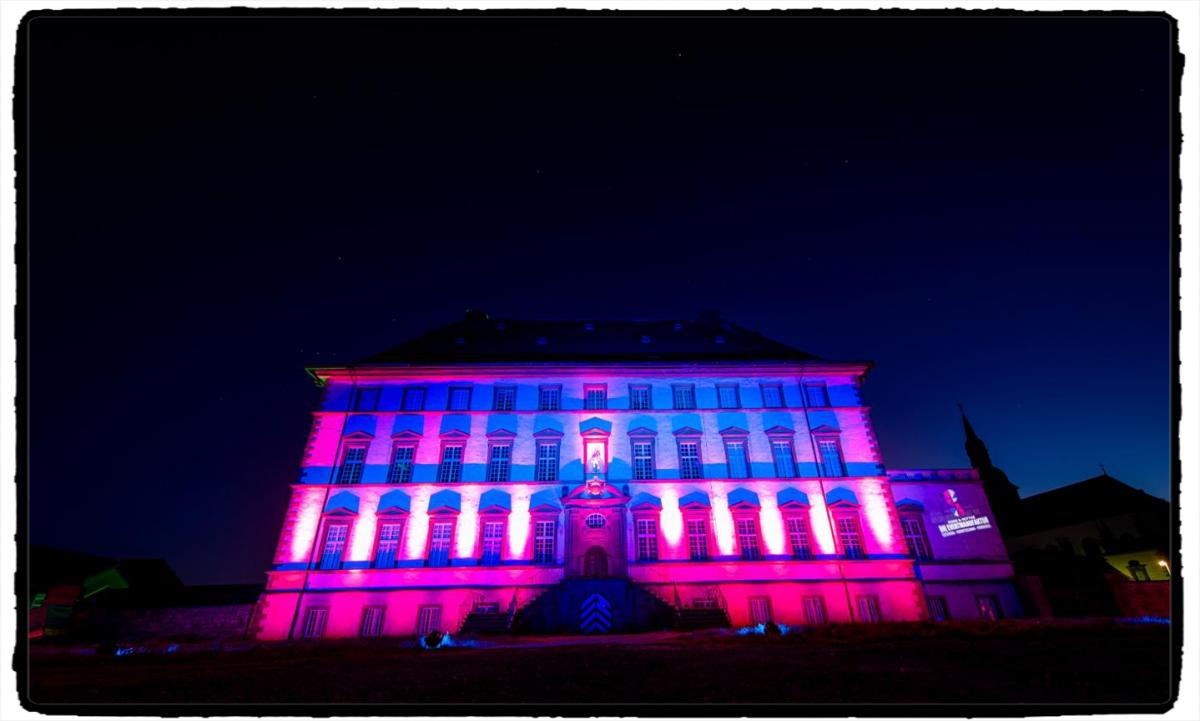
27,620,1172,706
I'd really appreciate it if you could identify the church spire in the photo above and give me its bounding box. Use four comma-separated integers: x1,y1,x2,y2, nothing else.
957,403,1022,536
959,402,994,470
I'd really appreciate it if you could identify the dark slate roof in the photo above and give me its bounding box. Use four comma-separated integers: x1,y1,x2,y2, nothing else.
360,311,819,364
1016,475,1169,534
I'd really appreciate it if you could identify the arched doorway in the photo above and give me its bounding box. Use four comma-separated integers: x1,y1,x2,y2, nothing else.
583,546,609,578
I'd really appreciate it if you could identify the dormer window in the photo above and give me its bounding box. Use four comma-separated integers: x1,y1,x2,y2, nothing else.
538,384,561,411
492,385,516,411
447,386,472,411
352,386,381,411
584,384,607,410
672,384,696,409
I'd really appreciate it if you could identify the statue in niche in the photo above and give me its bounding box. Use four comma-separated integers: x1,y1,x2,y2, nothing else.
589,447,604,475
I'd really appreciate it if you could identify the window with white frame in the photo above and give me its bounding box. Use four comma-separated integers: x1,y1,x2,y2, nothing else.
438,445,464,483
387,445,416,484
717,384,740,409
427,520,454,567
402,386,426,411
492,385,516,411
416,605,442,635
535,442,559,482
353,386,381,411
900,513,933,560
672,384,696,409
538,385,561,411
447,386,472,411
678,440,703,480
927,595,950,621
629,384,652,410
803,596,827,625
786,516,813,559
771,439,797,478
760,383,784,408
803,381,830,407
533,520,557,564
479,520,504,566
584,384,607,410
686,518,710,561
736,517,762,560
836,514,866,559
635,518,659,561
318,523,348,570
374,521,404,568
360,606,385,638
302,607,328,639
487,444,512,483
337,446,367,485
632,440,656,480
724,439,750,479
817,437,847,477
857,594,882,623
976,595,1002,621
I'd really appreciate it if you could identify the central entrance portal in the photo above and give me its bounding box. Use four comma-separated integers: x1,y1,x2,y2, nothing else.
563,478,630,579
583,546,609,578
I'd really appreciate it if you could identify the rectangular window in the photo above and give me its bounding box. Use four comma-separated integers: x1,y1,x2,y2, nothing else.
678,441,703,480
803,596,827,625
749,597,772,626
416,605,442,636
736,518,762,560
760,383,784,408
447,386,472,411
353,386,381,411
492,385,516,411
302,607,328,639
818,438,846,477
387,445,416,484
672,384,696,409
635,518,659,561
337,446,367,485
535,442,559,482
629,384,652,410
584,384,607,410
901,515,933,560
487,444,512,483
480,520,504,566
803,382,830,407
538,385,561,411
402,387,426,411
976,595,1002,621
686,518,710,561
632,441,656,480
360,606,385,638
318,523,348,570
724,440,750,479
427,521,454,567
786,516,813,559
533,520,557,564
857,595,882,623
717,384,740,409
928,595,950,622
837,515,866,559
374,521,404,568
771,440,797,478
438,445,463,483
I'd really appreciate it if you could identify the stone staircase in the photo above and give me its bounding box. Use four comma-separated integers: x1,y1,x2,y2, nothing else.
514,578,675,634
675,606,731,630
458,610,513,636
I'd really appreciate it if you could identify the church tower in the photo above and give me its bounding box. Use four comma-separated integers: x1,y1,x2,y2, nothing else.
959,404,1023,536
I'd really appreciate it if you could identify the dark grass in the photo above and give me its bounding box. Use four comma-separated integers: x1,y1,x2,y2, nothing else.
27,620,1172,706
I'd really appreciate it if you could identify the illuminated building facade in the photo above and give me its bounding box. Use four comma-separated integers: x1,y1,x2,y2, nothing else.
252,312,1021,640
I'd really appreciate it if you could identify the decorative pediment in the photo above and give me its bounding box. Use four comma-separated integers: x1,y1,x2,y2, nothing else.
727,487,761,509
627,425,658,438
478,488,512,513
342,430,375,441
718,426,749,437
428,489,462,514
825,486,860,507
485,427,517,439
895,498,924,511
377,489,412,515
324,491,360,516
630,492,663,511
391,429,423,440
809,424,841,436
579,417,613,436
672,426,703,437
777,487,811,509
532,427,564,439
563,479,629,505
678,491,712,509
529,488,564,512
438,428,471,440
763,425,796,437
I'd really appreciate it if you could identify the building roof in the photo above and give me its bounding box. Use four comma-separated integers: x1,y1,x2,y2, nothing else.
1015,474,1169,535
358,310,820,365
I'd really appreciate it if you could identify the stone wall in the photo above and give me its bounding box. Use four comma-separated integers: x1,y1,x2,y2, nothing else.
76,603,255,642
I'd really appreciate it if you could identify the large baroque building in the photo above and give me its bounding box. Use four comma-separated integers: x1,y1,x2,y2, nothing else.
252,312,1021,640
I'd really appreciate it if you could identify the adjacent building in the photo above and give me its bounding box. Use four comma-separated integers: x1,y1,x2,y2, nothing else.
251,312,1021,640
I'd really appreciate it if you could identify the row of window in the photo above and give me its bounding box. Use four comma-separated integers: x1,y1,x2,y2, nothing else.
313,507,933,570
298,591,1003,639
349,381,835,412
335,433,848,485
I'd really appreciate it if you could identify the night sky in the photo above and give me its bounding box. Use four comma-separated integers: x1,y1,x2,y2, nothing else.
26,13,1174,585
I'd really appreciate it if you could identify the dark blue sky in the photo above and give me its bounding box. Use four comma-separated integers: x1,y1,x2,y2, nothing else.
27,14,1174,584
